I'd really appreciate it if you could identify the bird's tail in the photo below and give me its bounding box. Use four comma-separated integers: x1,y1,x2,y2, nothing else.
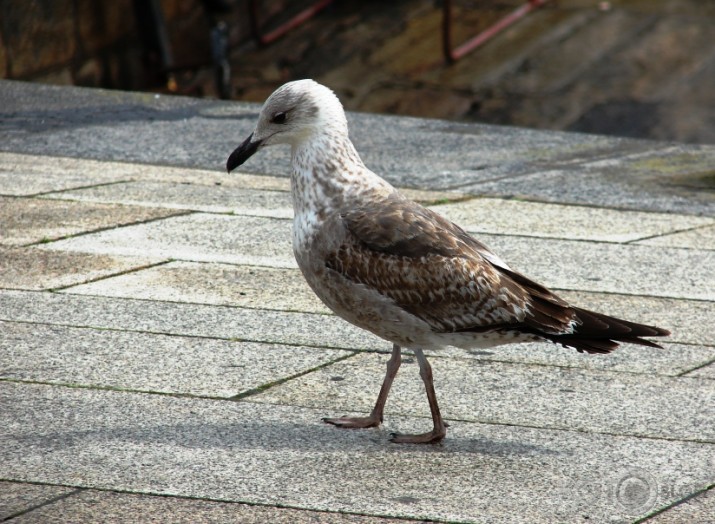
544,307,671,354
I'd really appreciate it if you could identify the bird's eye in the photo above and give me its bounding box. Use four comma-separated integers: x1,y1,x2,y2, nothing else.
271,112,287,124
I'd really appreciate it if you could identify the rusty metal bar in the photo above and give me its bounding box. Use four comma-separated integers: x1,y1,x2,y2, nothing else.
249,0,334,46
443,0,551,64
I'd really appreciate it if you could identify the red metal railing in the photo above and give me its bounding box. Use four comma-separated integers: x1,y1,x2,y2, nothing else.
443,0,551,63
249,0,335,46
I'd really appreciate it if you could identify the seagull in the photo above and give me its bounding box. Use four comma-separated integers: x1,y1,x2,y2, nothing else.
226,79,670,444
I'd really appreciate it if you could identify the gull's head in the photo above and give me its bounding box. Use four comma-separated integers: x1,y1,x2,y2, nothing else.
226,79,347,173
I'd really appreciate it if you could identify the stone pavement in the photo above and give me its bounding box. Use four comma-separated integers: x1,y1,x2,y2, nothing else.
0,80,714,523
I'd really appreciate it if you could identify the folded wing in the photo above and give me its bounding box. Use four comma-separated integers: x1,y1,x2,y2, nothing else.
325,192,669,353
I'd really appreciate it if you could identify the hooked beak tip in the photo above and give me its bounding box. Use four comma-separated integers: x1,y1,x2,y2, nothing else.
226,133,261,173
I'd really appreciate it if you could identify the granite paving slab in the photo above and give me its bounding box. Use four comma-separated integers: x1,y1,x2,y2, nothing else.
65,261,330,314
9,489,421,524
41,213,295,268
0,481,78,521
44,181,295,219
0,247,163,291
0,196,184,246
254,353,715,442
0,152,133,196
482,235,714,301
637,223,715,250
1,382,713,524
430,197,714,242
0,321,351,398
0,290,384,351
40,215,715,299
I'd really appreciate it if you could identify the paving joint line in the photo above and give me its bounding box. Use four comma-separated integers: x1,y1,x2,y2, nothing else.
53,288,337,316
0,356,366,403
0,180,133,200
489,193,714,218
454,225,715,250
244,398,715,445
0,484,84,522
423,351,715,379
42,180,293,196
1,314,707,378
48,259,175,292
31,179,136,198
426,192,683,215
410,179,715,218
18,209,194,248
53,280,715,310
434,149,644,191
438,418,715,445
228,351,360,401
666,340,715,349
0,317,368,353
7,374,710,448
43,262,714,310
0,377,236,401
417,194,476,206
4,374,715,448
3,308,709,376
550,287,715,304
462,229,661,247
635,483,715,524
437,171,539,191
676,357,715,377
0,480,446,523
52,280,704,318
626,221,715,245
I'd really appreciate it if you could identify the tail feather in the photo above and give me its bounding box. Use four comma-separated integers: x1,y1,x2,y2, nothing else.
486,265,670,354
545,307,670,354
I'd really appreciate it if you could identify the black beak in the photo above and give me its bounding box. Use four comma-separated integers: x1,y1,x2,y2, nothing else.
226,133,262,173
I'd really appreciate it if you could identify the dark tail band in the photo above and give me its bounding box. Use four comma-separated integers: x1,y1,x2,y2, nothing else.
544,307,670,354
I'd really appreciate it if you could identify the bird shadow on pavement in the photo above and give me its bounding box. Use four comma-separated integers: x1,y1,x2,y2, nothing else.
8,417,566,459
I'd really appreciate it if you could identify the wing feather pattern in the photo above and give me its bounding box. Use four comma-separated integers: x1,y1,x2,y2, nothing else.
325,193,669,354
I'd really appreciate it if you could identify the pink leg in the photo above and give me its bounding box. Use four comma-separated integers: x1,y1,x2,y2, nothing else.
390,348,447,444
323,344,402,429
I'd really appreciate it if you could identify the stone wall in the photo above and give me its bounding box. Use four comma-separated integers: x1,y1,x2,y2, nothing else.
0,0,259,93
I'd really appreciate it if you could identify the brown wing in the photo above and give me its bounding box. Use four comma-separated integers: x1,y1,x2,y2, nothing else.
326,192,575,335
326,192,670,353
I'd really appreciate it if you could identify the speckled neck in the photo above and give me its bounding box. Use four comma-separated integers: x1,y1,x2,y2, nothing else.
290,131,390,217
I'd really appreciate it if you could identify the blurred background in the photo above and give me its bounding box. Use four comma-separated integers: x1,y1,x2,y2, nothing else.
1,0,714,144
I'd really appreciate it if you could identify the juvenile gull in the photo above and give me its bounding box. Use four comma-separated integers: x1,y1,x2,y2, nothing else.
226,79,670,444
